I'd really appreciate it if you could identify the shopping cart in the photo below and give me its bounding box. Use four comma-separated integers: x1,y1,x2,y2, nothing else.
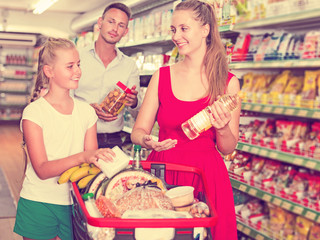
71,161,217,240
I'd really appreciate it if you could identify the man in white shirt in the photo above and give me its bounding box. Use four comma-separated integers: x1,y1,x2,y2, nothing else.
74,2,140,148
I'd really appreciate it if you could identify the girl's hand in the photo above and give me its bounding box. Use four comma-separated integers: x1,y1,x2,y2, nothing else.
143,135,177,152
84,148,115,167
209,97,232,130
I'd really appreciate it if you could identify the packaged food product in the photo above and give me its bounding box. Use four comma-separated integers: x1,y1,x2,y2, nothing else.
100,81,132,116
295,216,313,240
309,223,320,240
301,70,320,100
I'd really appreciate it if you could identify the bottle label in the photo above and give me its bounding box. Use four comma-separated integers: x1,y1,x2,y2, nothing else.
190,109,212,133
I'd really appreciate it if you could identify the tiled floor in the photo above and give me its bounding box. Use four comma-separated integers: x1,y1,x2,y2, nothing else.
0,122,24,240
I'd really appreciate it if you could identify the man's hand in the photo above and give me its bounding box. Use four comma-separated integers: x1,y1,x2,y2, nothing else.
125,85,138,108
90,103,118,122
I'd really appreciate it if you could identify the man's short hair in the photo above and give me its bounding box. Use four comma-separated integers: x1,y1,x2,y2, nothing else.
102,2,131,20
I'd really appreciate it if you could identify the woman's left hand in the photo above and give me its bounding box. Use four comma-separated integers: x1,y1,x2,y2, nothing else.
208,99,232,130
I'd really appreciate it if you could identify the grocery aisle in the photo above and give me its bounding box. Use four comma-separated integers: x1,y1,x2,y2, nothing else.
0,122,24,240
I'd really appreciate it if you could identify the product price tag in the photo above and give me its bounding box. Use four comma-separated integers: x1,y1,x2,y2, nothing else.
239,184,247,192
263,106,272,112
274,107,283,114
293,206,304,215
256,234,265,240
312,111,320,119
297,110,307,117
243,227,251,235
259,149,268,156
242,145,250,152
251,147,259,155
237,223,244,231
305,161,316,169
248,188,258,196
269,152,278,159
293,158,304,165
285,108,294,115
272,198,282,206
305,211,316,221
253,105,262,112
262,194,272,202
282,201,292,210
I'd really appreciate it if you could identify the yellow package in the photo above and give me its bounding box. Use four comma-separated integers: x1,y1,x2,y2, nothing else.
295,216,313,240
268,204,286,232
283,76,304,94
309,223,320,240
241,72,255,92
283,212,295,238
268,70,291,94
316,73,320,97
301,70,320,100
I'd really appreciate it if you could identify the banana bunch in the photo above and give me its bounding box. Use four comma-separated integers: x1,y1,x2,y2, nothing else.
58,163,101,189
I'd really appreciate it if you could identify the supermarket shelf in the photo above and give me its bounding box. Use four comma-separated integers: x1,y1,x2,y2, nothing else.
229,59,320,69
0,90,29,94
241,102,320,119
233,8,320,30
237,220,272,240
118,35,172,48
236,142,320,171
230,177,320,224
0,77,33,81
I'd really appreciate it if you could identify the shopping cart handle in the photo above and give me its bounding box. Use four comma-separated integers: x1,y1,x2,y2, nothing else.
150,163,177,189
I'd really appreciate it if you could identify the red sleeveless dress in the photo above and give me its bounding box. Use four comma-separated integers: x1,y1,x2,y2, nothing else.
147,66,237,239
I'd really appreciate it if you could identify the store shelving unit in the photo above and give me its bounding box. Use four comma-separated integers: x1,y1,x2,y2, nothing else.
0,33,37,121
227,4,320,239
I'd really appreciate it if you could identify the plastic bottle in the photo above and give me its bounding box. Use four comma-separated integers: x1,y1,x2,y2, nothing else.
82,193,102,218
181,93,241,140
132,144,142,169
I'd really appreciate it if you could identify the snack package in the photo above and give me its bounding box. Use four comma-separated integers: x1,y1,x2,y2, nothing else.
283,211,296,239
275,165,297,193
96,186,174,218
295,216,313,240
309,223,320,240
268,203,286,233
302,31,320,59
189,202,210,218
100,81,132,116
268,70,291,94
301,70,320,100
283,76,304,94
231,32,251,62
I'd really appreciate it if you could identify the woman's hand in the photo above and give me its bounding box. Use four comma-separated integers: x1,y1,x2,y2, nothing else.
83,148,115,167
208,98,232,130
143,135,177,152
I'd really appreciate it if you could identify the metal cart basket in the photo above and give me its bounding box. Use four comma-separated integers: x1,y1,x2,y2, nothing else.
71,161,217,240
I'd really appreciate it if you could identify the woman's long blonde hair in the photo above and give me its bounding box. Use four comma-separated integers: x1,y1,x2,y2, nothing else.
175,0,228,104
30,37,76,102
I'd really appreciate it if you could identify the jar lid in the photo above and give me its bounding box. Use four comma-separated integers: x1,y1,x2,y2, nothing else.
117,81,132,94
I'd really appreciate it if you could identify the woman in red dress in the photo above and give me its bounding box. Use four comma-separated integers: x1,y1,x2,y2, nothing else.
131,0,240,239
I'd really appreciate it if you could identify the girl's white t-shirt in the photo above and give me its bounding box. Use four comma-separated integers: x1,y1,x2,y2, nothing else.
20,97,98,205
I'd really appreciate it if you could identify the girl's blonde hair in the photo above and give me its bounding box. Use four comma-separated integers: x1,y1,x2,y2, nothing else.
174,0,228,104
30,37,76,102
23,37,75,174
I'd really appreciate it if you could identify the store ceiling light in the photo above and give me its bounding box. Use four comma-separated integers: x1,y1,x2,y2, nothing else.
33,0,59,15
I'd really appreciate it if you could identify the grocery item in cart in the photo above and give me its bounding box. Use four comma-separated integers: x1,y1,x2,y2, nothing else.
165,186,194,211
97,146,130,179
96,186,173,217
103,168,166,201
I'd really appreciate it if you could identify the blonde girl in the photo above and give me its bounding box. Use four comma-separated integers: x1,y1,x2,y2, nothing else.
14,37,114,240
